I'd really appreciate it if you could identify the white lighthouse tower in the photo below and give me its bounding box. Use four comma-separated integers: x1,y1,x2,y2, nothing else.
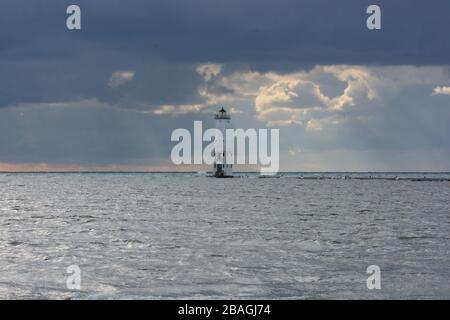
213,107,233,177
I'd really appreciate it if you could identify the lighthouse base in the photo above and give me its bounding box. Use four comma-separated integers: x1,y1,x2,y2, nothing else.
213,172,234,178
212,163,233,178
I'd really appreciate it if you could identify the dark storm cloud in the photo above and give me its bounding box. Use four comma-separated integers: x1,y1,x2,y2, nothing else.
36,0,450,67
1,0,450,108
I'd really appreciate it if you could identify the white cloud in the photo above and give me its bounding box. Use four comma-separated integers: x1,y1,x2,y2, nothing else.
193,64,380,127
305,116,341,132
288,147,302,156
306,118,324,131
432,86,450,96
152,103,207,115
228,106,242,114
108,70,135,88
322,66,377,109
196,63,223,81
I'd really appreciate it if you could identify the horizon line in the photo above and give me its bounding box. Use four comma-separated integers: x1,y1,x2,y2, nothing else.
1,171,449,174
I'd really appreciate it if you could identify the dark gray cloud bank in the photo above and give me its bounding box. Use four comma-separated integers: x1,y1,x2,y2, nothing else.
0,0,450,170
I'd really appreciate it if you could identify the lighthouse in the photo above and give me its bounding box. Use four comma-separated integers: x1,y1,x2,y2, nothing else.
213,107,233,177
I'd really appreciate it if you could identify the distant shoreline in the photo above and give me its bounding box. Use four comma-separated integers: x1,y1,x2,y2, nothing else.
1,171,450,174
1,171,450,182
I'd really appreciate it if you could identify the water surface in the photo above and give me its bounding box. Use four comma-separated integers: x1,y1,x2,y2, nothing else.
0,173,449,299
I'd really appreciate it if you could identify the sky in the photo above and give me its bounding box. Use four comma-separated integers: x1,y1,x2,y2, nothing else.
1,0,450,171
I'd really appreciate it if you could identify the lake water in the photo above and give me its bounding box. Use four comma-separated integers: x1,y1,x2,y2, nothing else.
0,173,449,299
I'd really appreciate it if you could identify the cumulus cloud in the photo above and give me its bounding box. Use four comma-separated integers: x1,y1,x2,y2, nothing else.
432,86,450,95
193,64,379,128
108,71,135,88
191,64,450,134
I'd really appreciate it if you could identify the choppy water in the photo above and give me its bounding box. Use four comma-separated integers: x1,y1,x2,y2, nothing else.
0,173,449,299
